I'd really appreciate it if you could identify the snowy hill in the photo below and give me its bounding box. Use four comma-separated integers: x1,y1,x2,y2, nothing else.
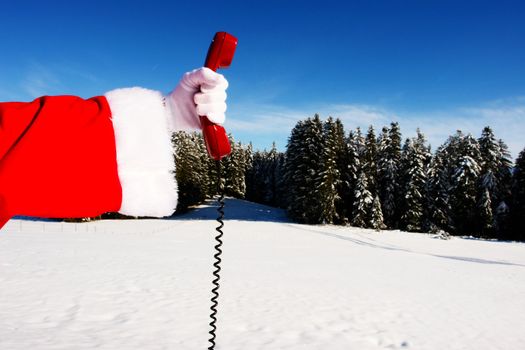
1,198,524,350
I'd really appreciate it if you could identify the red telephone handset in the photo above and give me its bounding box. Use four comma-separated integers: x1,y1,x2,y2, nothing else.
200,32,238,160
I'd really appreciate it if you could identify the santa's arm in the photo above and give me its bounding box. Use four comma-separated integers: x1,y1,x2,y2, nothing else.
0,68,227,229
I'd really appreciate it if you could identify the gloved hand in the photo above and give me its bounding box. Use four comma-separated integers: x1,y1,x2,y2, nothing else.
166,67,228,131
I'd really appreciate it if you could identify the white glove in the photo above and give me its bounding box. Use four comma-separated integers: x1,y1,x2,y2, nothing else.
166,67,228,131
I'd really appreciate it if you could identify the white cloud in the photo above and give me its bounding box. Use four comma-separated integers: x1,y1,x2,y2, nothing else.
11,62,100,100
398,100,525,156
227,102,394,132
326,104,394,126
227,104,305,132
0,86,24,101
226,97,525,158
20,64,64,98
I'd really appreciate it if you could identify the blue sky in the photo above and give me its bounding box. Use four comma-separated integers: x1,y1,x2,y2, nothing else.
1,0,524,157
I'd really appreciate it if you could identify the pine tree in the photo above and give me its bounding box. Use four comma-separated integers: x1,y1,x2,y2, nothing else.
222,137,248,198
173,131,209,212
450,133,482,235
389,122,403,227
363,125,378,196
427,130,466,234
244,143,256,201
377,126,390,214
264,143,280,205
477,127,504,236
495,139,513,202
478,187,493,235
345,128,365,222
354,127,366,157
245,149,265,203
400,130,430,232
193,132,213,198
283,115,324,223
333,119,350,223
478,127,500,193
245,142,285,207
303,115,329,223
377,122,402,228
416,130,433,231
370,195,385,231
244,142,254,195
352,171,373,228
494,200,511,239
497,139,513,205
510,147,525,241
273,151,286,208
283,120,305,220
494,139,513,237
426,145,451,232
316,117,341,224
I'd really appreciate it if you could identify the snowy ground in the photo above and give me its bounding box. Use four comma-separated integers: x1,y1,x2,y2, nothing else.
1,199,525,350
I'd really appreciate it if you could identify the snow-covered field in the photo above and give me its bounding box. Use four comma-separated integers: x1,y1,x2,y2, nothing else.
1,199,524,350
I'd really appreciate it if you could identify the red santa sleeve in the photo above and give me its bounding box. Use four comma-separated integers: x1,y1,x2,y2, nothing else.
0,88,177,229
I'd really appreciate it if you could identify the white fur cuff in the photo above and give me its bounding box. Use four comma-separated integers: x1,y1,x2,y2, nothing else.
105,87,177,217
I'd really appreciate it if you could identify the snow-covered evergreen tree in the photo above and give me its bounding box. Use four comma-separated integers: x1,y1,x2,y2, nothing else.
303,115,325,223
352,171,373,228
263,143,282,206
245,149,265,203
244,142,254,191
377,122,402,228
283,120,305,220
333,119,350,223
194,132,213,197
494,200,511,239
363,125,378,196
370,194,385,231
342,130,360,223
283,115,324,223
354,127,366,157
222,136,248,198
273,151,286,208
478,127,500,192
494,139,513,236
400,130,430,232
497,139,513,202
477,126,505,236
478,187,493,235
510,147,525,241
426,145,451,232
173,131,209,211
315,117,341,224
451,133,482,235
245,142,285,207
377,126,390,198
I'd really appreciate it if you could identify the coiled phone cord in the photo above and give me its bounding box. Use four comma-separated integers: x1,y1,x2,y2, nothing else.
208,160,225,350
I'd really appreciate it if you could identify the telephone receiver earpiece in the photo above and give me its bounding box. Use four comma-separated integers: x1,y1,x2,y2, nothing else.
200,32,238,161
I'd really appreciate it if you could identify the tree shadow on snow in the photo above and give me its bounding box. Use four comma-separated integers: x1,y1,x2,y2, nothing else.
288,225,525,268
170,197,290,223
